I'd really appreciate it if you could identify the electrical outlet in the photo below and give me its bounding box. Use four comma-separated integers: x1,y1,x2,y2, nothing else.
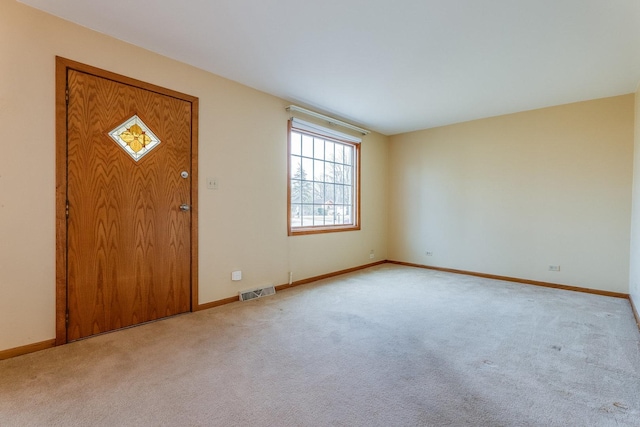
425,251,433,256
548,265,561,272
369,250,375,259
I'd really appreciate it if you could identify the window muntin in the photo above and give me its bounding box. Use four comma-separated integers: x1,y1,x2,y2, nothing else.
288,120,360,235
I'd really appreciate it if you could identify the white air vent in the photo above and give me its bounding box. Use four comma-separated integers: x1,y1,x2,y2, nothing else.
239,285,276,302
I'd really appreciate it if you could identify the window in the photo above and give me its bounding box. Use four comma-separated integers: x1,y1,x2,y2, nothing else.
288,118,361,235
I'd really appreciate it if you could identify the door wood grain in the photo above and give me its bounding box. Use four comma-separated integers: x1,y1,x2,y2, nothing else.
59,60,197,341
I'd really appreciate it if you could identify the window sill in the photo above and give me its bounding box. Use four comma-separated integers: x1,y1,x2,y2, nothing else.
288,224,360,236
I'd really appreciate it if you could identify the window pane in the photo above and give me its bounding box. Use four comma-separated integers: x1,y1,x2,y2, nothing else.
314,204,325,225
325,141,334,162
344,145,352,165
291,155,302,176
302,157,313,181
344,165,352,185
335,144,344,164
291,132,302,156
291,156,303,204
344,187,354,214
314,182,325,204
343,205,351,224
335,165,344,184
325,163,335,183
336,185,344,204
325,183,335,204
325,210,334,225
335,204,345,224
291,179,302,203
302,205,314,226
314,139,325,160
314,160,325,182
291,204,301,227
302,181,313,203
302,135,314,158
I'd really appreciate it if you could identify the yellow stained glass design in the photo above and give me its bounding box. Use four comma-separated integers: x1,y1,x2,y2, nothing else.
120,124,151,153
108,115,160,161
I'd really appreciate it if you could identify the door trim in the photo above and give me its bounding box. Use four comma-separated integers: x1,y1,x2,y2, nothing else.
55,56,199,345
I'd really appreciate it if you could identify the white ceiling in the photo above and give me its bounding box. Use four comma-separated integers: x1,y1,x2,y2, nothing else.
19,0,640,135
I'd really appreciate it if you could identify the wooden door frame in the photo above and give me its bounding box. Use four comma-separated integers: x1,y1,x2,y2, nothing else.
55,57,199,345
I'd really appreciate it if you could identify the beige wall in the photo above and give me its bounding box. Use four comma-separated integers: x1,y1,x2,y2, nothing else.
629,86,640,306
389,95,634,293
0,0,389,351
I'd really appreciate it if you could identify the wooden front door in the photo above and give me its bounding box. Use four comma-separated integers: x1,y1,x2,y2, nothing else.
56,58,198,342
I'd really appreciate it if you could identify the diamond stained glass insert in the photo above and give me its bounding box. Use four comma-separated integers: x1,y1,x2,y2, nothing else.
108,115,160,161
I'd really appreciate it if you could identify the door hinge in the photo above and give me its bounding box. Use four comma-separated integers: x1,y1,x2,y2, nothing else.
65,200,69,218
65,310,69,326
65,87,69,105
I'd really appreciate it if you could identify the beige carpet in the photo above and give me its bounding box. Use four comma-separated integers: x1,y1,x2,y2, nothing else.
1,264,639,426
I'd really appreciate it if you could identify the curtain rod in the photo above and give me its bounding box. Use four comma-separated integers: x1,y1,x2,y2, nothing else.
286,105,370,135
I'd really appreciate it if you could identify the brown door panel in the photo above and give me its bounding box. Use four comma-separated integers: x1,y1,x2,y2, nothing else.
66,69,191,340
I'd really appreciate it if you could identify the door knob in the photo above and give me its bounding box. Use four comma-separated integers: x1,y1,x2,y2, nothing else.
179,204,191,211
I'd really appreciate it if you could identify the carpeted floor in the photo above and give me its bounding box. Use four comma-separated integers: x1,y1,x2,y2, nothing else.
1,264,639,426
